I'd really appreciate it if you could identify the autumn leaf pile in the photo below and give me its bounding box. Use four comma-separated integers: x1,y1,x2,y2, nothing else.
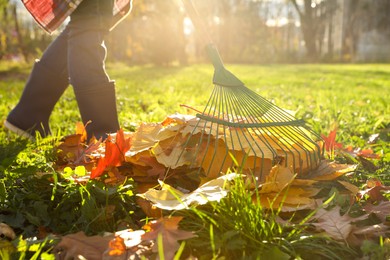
29,115,388,258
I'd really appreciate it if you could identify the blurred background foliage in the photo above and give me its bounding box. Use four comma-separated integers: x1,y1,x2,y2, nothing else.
1,0,390,64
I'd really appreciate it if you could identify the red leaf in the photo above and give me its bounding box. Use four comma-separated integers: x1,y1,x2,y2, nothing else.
91,129,131,179
321,129,343,153
357,148,380,159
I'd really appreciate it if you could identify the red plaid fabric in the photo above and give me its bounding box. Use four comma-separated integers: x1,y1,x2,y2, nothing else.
22,0,132,34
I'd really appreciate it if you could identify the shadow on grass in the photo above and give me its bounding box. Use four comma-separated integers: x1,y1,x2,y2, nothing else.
0,134,29,175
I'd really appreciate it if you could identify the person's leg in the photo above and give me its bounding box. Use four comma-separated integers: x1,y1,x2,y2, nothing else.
6,28,70,138
67,0,119,140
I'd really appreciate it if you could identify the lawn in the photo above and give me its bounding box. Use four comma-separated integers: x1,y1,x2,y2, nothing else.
0,62,389,259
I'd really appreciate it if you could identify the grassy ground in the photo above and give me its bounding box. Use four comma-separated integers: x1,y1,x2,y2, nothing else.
1,62,389,142
0,62,389,259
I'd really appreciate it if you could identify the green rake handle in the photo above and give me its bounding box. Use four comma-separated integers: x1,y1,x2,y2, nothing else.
182,0,245,88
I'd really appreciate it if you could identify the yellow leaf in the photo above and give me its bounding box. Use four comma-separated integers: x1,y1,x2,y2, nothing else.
152,135,192,169
310,161,357,181
256,186,320,210
259,165,295,193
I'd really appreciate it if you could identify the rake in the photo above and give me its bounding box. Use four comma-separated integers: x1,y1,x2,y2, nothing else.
175,0,324,182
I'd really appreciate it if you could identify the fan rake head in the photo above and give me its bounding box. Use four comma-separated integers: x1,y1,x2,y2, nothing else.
174,45,323,182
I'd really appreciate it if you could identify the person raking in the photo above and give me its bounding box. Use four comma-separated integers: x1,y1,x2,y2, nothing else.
4,0,132,140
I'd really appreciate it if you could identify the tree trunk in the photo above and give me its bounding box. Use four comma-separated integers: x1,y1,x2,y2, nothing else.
12,4,28,62
290,0,319,61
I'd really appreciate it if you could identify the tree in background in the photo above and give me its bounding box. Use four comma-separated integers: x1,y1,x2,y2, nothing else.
290,0,338,61
342,0,390,62
2,0,390,63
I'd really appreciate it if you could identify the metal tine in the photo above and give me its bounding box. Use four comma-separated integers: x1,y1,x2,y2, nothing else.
228,86,320,173
204,85,225,176
225,87,276,178
177,85,218,171
225,88,257,174
227,87,294,160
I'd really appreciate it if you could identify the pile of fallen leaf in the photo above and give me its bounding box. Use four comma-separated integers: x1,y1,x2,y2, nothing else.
23,114,388,258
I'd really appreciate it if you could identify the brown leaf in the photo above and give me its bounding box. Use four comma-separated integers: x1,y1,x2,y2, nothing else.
56,134,84,163
54,231,113,260
357,156,379,172
364,201,390,222
142,216,196,259
358,179,390,202
348,224,390,246
56,124,101,170
75,121,88,143
136,197,163,219
311,206,368,241
353,223,389,236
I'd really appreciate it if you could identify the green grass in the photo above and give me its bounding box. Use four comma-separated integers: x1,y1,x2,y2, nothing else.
2,62,389,142
0,62,389,259
177,180,358,259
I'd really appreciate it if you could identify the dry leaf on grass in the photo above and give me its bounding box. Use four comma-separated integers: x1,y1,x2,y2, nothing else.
348,223,390,246
54,230,150,260
259,165,295,193
142,216,196,260
310,206,368,241
253,165,320,210
363,201,390,222
308,161,357,181
91,129,131,179
54,231,113,260
358,179,390,202
139,173,239,210
256,187,321,211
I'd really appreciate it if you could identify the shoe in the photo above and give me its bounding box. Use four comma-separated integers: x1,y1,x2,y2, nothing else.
3,120,35,140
